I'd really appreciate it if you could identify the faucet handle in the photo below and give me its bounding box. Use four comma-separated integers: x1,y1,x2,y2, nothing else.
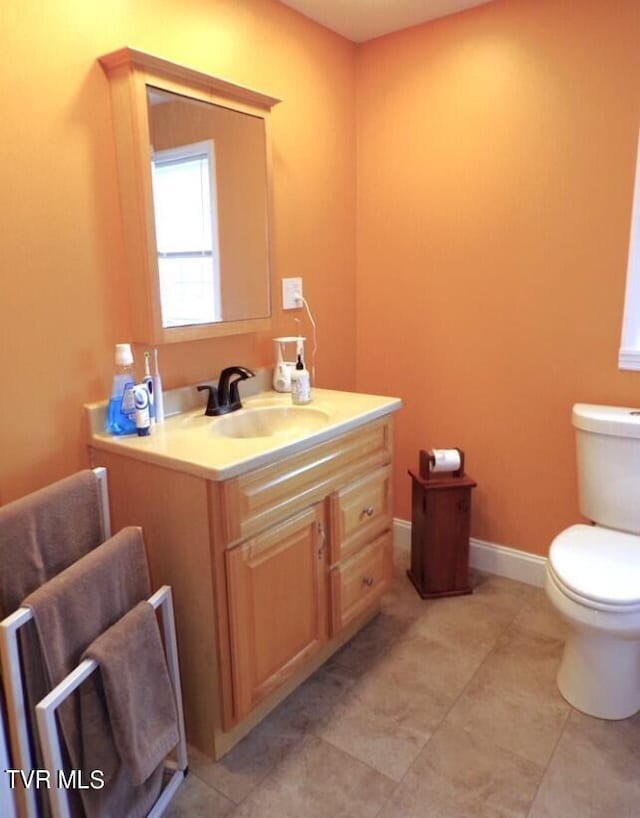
197,384,220,416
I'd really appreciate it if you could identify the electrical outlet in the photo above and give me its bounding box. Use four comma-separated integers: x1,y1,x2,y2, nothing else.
282,277,303,310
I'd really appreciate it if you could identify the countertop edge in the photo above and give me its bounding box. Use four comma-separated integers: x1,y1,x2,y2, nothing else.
89,396,402,481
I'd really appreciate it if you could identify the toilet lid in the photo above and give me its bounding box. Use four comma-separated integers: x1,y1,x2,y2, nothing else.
549,524,640,607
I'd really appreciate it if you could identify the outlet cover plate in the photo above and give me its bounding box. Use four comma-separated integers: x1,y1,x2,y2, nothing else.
282,277,303,310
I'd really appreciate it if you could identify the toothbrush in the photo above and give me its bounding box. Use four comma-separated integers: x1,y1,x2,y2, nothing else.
143,351,155,423
153,348,165,423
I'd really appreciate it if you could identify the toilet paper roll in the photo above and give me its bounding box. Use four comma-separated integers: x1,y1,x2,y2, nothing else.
431,449,461,473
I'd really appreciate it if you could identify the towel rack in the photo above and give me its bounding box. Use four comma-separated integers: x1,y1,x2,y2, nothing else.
0,703,17,818
36,585,187,818
0,607,43,818
0,467,111,818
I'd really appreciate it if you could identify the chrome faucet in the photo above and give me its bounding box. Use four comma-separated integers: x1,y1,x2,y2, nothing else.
197,366,255,416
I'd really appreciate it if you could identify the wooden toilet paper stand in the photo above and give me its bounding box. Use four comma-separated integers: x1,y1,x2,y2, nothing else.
407,448,477,599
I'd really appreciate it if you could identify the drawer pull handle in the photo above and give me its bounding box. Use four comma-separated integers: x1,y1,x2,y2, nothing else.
362,576,374,587
317,521,326,560
363,506,374,518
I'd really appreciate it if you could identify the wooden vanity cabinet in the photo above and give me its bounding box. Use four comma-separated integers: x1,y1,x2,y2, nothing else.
90,415,394,759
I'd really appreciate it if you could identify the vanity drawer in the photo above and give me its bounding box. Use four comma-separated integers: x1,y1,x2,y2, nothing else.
221,418,392,546
330,530,392,634
329,465,392,564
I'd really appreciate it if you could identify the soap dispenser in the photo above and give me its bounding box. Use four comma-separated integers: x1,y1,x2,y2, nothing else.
291,354,311,405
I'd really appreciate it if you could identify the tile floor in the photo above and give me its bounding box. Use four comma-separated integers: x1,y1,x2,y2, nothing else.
166,557,640,818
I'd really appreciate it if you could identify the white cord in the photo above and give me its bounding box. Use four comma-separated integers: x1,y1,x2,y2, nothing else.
300,296,317,384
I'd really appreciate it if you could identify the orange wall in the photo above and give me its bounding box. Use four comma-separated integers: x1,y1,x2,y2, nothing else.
0,0,356,503
3,0,639,560
357,0,640,554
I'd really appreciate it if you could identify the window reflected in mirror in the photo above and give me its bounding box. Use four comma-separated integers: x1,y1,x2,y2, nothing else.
151,140,221,327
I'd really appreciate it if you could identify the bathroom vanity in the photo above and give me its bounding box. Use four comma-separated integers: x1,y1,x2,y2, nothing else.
95,49,403,758
86,388,401,758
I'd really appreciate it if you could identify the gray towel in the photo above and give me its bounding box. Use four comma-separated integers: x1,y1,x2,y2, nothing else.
24,527,163,818
0,469,103,818
83,602,179,786
0,469,103,619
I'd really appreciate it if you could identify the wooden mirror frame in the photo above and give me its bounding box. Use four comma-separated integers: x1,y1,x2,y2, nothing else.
99,47,280,345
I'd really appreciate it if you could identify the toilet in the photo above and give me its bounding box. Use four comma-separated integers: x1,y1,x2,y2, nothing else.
546,404,640,720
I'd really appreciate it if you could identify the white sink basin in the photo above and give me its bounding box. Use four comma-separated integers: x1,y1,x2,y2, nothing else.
88,387,402,480
211,405,330,439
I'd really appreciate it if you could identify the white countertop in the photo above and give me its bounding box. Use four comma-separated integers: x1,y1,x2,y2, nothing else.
87,388,402,481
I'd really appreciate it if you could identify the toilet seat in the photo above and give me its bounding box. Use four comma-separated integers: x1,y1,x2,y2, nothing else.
546,563,640,614
549,524,640,611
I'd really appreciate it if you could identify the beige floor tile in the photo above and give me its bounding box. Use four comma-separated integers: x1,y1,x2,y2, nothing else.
381,574,432,622
447,675,570,768
529,709,640,818
468,571,532,610
446,625,571,767
316,632,480,780
233,734,395,818
566,707,640,763
511,587,569,640
379,722,544,818
407,593,518,663
401,571,527,648
188,705,305,803
164,774,234,818
314,688,428,782
476,624,566,701
274,662,356,732
357,631,482,730
379,775,476,818
329,611,411,676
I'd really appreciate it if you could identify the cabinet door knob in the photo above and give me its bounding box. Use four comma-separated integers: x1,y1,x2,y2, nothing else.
362,576,374,587
363,506,374,518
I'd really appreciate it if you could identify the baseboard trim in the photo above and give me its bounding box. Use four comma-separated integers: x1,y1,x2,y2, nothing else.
393,518,546,588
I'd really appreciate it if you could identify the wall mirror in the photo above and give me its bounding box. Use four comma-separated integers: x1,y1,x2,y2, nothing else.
100,48,280,344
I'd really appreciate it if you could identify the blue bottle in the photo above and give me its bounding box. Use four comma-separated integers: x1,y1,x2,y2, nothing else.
106,343,137,435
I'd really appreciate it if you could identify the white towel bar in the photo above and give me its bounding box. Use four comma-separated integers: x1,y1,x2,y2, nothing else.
0,608,36,818
0,700,17,818
36,585,187,818
0,467,111,818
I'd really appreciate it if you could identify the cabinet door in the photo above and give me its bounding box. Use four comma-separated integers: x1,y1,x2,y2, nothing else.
226,505,328,720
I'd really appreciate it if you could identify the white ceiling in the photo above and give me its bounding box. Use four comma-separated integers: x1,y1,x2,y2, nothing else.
279,0,495,43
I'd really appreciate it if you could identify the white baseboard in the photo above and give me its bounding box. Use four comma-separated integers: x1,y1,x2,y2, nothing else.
393,518,546,588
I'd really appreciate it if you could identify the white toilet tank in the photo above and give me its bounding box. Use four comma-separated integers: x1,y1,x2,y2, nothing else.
572,404,640,535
